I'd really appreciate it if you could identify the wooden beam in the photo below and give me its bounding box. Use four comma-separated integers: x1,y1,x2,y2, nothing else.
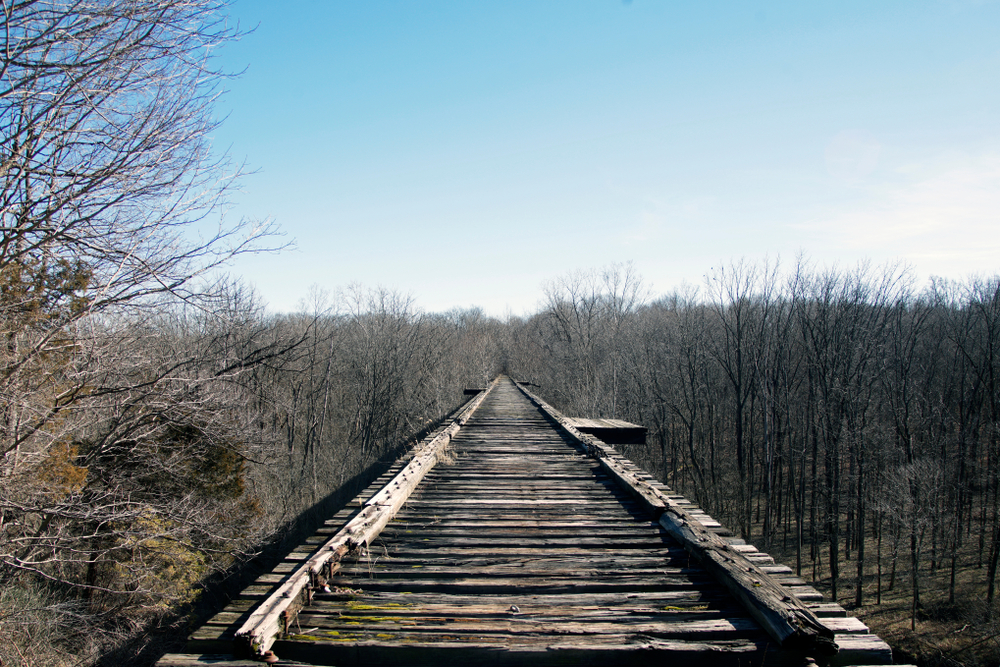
566,417,647,445
233,378,499,658
513,382,839,659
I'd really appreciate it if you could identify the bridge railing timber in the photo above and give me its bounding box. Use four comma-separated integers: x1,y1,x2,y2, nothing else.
158,376,911,667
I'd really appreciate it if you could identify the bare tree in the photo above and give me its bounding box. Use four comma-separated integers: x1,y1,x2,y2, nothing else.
539,262,646,417
0,2,285,662
705,258,780,539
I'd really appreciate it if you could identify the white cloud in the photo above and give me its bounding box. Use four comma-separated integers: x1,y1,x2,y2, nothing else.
797,151,1000,276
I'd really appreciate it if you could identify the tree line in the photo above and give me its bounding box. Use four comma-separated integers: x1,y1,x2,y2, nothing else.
510,260,1000,636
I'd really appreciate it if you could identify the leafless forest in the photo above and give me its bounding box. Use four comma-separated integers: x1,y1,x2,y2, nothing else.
522,261,1000,645
3,2,1000,665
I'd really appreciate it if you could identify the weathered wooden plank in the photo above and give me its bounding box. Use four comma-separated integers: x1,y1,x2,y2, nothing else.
155,655,284,667
338,564,708,580
565,417,647,445
340,552,691,568
351,536,674,549
385,516,670,527
808,602,849,617
823,617,870,634
207,603,749,628
307,588,733,608
290,614,769,638
267,636,767,667
829,634,894,665
324,573,721,594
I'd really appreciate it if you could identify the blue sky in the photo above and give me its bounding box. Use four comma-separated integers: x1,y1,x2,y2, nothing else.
212,1,1000,315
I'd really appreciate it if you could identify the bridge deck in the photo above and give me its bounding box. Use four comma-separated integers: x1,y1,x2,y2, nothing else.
159,378,901,666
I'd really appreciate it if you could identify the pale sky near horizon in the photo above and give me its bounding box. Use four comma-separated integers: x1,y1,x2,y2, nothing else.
211,1,1000,317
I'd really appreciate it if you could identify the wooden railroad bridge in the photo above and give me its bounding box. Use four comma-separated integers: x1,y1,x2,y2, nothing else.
159,377,910,667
